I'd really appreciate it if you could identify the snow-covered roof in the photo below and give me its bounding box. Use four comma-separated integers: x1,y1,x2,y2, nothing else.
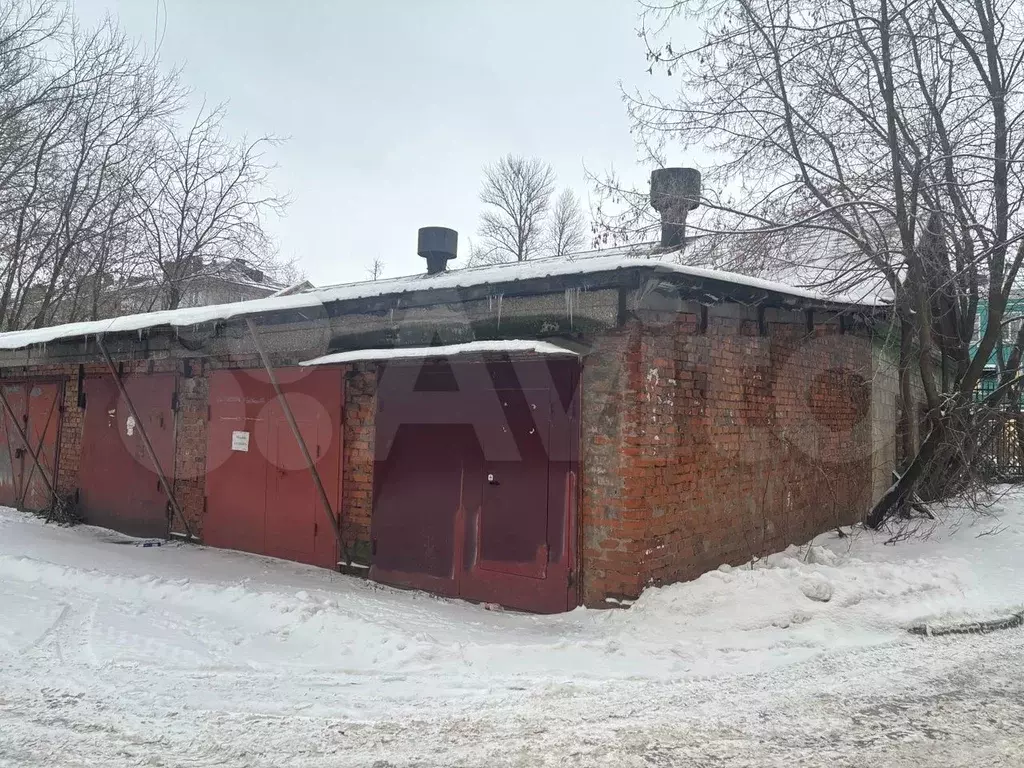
300,340,578,367
682,228,895,306
0,249,886,352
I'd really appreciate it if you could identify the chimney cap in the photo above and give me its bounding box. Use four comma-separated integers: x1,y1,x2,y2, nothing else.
417,226,458,275
650,167,701,213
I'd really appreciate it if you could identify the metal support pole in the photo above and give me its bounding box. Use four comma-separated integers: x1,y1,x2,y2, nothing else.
244,317,348,563
0,385,60,515
96,336,194,540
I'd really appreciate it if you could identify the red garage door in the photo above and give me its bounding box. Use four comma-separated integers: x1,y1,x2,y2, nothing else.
371,358,579,613
0,381,62,511
79,375,176,538
204,367,343,569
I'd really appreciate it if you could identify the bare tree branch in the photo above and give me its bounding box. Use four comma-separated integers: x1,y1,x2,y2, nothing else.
600,0,1024,524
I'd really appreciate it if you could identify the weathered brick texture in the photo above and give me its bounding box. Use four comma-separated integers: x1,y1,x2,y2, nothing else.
579,309,876,604
579,324,645,602
56,373,82,497
342,366,376,563
171,362,208,538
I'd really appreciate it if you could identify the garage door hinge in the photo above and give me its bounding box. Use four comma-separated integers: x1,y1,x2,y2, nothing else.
171,391,179,412
371,537,377,555
206,405,211,421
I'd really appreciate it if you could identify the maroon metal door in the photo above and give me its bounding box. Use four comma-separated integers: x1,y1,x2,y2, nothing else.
475,388,552,579
0,381,62,511
371,359,579,613
0,384,26,507
23,382,62,511
204,371,268,558
263,395,336,566
264,415,319,563
79,375,176,538
371,423,480,597
204,368,342,570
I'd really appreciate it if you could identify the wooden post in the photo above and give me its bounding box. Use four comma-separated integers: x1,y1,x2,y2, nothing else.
244,317,348,564
96,336,194,540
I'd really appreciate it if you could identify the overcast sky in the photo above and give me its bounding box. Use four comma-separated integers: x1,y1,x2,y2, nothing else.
71,1,668,286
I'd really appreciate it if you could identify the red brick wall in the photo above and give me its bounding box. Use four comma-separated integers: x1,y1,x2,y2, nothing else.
171,362,208,538
342,366,376,563
579,324,646,602
56,370,82,497
579,310,875,605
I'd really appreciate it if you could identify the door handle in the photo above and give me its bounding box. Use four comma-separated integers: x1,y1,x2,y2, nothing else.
13,448,24,459
487,473,499,486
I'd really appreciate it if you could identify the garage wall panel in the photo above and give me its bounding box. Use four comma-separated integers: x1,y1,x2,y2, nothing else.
78,374,176,537
371,359,580,613
0,381,63,512
204,367,343,569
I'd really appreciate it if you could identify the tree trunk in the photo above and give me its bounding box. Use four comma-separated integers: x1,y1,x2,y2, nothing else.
866,422,944,528
898,316,916,465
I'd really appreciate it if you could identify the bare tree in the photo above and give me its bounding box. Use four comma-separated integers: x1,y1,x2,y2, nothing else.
138,106,285,310
547,188,587,258
367,256,385,281
476,154,555,264
0,1,289,327
0,9,183,328
28,20,182,327
599,0,1024,524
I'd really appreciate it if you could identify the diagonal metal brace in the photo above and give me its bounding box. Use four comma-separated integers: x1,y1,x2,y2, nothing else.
96,336,194,540
245,317,348,564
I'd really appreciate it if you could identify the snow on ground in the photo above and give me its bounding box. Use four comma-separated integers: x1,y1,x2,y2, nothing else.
1,492,1023,766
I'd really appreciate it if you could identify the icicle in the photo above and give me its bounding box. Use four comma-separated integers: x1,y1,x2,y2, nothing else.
565,287,576,328
138,329,143,341
496,293,503,330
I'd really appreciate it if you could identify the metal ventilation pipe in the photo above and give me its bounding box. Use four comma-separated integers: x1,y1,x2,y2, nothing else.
417,226,458,274
650,168,701,249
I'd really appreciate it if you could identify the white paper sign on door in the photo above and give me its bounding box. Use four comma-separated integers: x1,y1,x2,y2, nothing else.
231,430,250,452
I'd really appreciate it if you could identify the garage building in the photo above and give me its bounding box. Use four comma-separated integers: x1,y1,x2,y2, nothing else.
0,172,897,612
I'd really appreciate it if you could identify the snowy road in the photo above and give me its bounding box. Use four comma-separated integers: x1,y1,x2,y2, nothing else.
1,497,1023,767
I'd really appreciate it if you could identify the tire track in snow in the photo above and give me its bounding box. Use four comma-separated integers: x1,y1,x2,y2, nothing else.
19,603,70,658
